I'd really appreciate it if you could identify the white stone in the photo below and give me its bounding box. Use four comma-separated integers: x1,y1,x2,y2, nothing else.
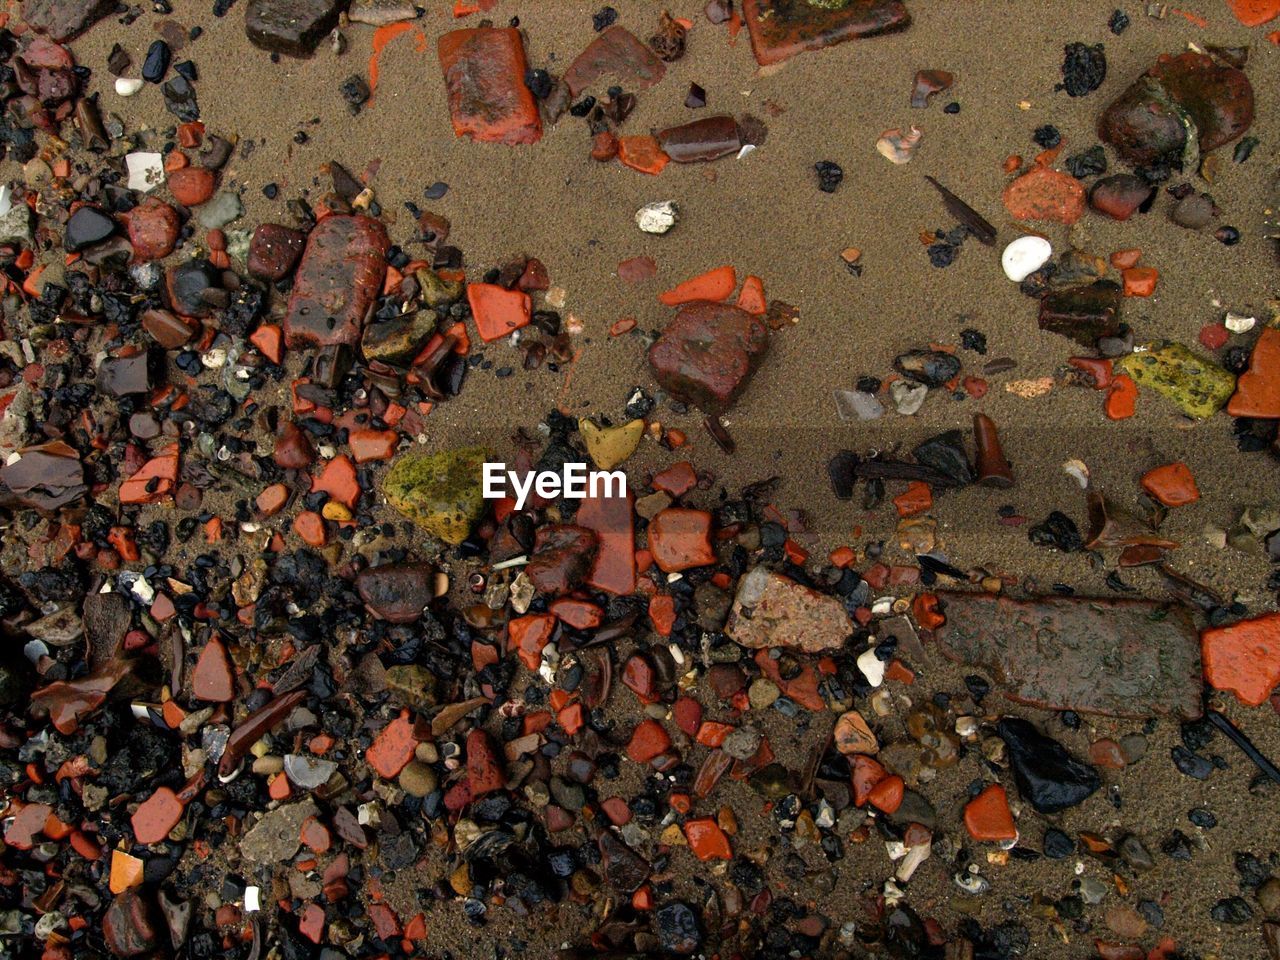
126,152,165,193
635,200,679,235
115,77,144,97
1225,312,1256,334
1001,235,1052,282
856,647,885,687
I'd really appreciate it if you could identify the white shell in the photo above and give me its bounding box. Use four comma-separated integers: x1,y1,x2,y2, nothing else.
856,647,885,687
115,77,144,97
1225,312,1256,334
635,200,678,235
125,152,165,193
1001,235,1052,282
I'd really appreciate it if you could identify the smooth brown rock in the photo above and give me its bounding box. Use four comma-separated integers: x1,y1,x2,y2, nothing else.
356,562,436,623
283,215,389,349
935,592,1202,718
648,301,768,414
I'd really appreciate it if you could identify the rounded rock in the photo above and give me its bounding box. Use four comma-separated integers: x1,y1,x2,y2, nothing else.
1001,235,1052,282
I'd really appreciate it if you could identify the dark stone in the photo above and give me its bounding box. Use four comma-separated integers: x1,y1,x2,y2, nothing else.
911,430,974,485
356,562,436,623
1065,145,1107,178
64,205,115,252
247,223,307,281
739,0,911,66
893,349,961,387
22,0,114,41
525,525,598,595
1043,828,1075,859
1099,52,1254,168
936,593,1202,718
102,890,160,958
142,40,170,83
284,215,389,348
98,354,152,396
1038,280,1122,345
161,75,200,122
648,301,769,414
245,0,343,57
598,831,650,892
654,901,702,955
1210,897,1253,924
814,160,843,193
997,717,1101,813
1057,41,1106,97
165,259,219,318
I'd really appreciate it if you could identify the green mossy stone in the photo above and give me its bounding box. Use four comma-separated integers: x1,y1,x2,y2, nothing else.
384,665,438,710
382,445,493,545
416,268,464,308
361,311,437,365
1117,341,1235,419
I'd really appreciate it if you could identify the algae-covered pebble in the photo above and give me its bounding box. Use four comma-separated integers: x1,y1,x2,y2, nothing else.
382,445,492,545
1116,342,1235,419
579,417,644,470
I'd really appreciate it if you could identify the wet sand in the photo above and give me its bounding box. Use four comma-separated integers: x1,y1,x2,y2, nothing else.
32,0,1280,955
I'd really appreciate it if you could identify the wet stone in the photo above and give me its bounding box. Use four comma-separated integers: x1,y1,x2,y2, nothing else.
725,566,853,653
356,562,436,623
64,205,115,252
1058,41,1106,97
1089,174,1153,221
657,115,742,163
648,301,769,414
935,592,1202,718
284,215,389,348
247,223,306,281
894,349,960,387
245,0,344,56
564,25,666,97
362,312,437,365
655,901,702,955
740,0,912,66
98,355,152,396
102,889,159,958
1038,280,1122,346
438,28,542,146
1099,52,1254,168
22,0,114,41
121,198,179,262
997,717,1101,813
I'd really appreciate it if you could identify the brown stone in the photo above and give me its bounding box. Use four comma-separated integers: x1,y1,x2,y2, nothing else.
725,566,854,653
648,301,768,414
22,0,114,41
284,215,389,348
525,525,598,595
121,198,179,262
102,889,159,958
740,0,911,66
934,592,1202,719
563,25,666,97
247,223,307,281
355,562,436,623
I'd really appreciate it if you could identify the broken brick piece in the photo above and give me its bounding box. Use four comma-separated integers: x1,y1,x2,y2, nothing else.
964,784,1018,841
366,709,417,779
684,817,732,860
192,638,234,702
626,718,672,763
131,787,184,845
1227,327,1280,419
648,300,769,413
508,612,557,671
563,24,667,96
438,28,542,145
577,489,636,594
1140,462,1200,507
466,729,506,795
647,508,715,572
1201,611,1280,706
284,215,389,349
740,0,911,66
467,282,531,342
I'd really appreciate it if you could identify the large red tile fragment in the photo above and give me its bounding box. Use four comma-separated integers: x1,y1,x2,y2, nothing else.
563,25,666,97
577,489,636,595
1227,327,1280,419
740,0,911,66
935,593,1202,719
438,27,542,145
1201,611,1280,706
284,215,389,348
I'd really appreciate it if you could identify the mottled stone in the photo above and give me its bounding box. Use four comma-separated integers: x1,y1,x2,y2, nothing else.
1116,341,1236,419
245,0,343,57
23,0,114,41
935,592,1202,719
648,301,768,413
725,566,853,653
382,446,491,546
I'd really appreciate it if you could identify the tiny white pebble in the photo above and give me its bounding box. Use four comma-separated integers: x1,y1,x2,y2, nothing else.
857,647,885,687
1001,235,1052,282
115,77,144,97
1225,312,1256,334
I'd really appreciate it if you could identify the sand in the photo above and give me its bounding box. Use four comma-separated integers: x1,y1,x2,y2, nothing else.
27,0,1280,955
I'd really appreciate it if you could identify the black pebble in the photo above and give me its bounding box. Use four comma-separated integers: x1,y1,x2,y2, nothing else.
142,41,170,83
814,160,843,193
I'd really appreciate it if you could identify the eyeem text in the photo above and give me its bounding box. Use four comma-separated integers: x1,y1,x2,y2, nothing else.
482,462,626,510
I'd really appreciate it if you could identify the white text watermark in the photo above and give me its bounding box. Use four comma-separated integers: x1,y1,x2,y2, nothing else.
482,462,626,510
